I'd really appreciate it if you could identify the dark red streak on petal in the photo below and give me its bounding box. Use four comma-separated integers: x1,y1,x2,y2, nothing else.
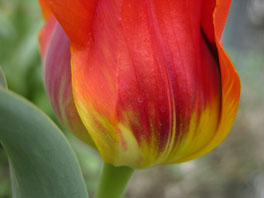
118,0,222,152
200,27,223,128
143,0,176,151
200,28,219,62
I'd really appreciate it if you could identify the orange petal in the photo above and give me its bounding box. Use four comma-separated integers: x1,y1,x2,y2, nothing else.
39,0,52,21
47,0,98,48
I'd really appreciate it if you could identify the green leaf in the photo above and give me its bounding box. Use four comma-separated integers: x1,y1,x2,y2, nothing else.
0,66,7,88
0,88,89,198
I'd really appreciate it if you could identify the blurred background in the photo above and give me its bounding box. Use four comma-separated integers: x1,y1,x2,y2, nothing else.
0,0,264,197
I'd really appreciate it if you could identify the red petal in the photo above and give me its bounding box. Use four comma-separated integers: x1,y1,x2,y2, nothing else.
201,0,232,43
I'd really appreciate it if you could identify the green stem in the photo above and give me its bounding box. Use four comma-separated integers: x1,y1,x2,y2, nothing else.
96,163,134,198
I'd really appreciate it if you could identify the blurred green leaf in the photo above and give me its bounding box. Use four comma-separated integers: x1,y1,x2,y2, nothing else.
0,13,16,39
0,66,7,88
0,88,89,198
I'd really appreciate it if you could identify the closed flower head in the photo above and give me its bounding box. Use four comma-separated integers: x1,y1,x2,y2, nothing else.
39,0,240,169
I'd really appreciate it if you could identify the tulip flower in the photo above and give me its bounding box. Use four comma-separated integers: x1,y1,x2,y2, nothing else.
39,0,240,169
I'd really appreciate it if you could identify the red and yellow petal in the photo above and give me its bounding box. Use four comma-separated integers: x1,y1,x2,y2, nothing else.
174,0,240,162
45,0,240,168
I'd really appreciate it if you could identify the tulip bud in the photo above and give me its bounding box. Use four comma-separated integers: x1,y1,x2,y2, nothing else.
39,0,240,168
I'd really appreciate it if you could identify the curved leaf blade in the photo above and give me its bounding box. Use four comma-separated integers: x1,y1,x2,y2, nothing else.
0,88,88,198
